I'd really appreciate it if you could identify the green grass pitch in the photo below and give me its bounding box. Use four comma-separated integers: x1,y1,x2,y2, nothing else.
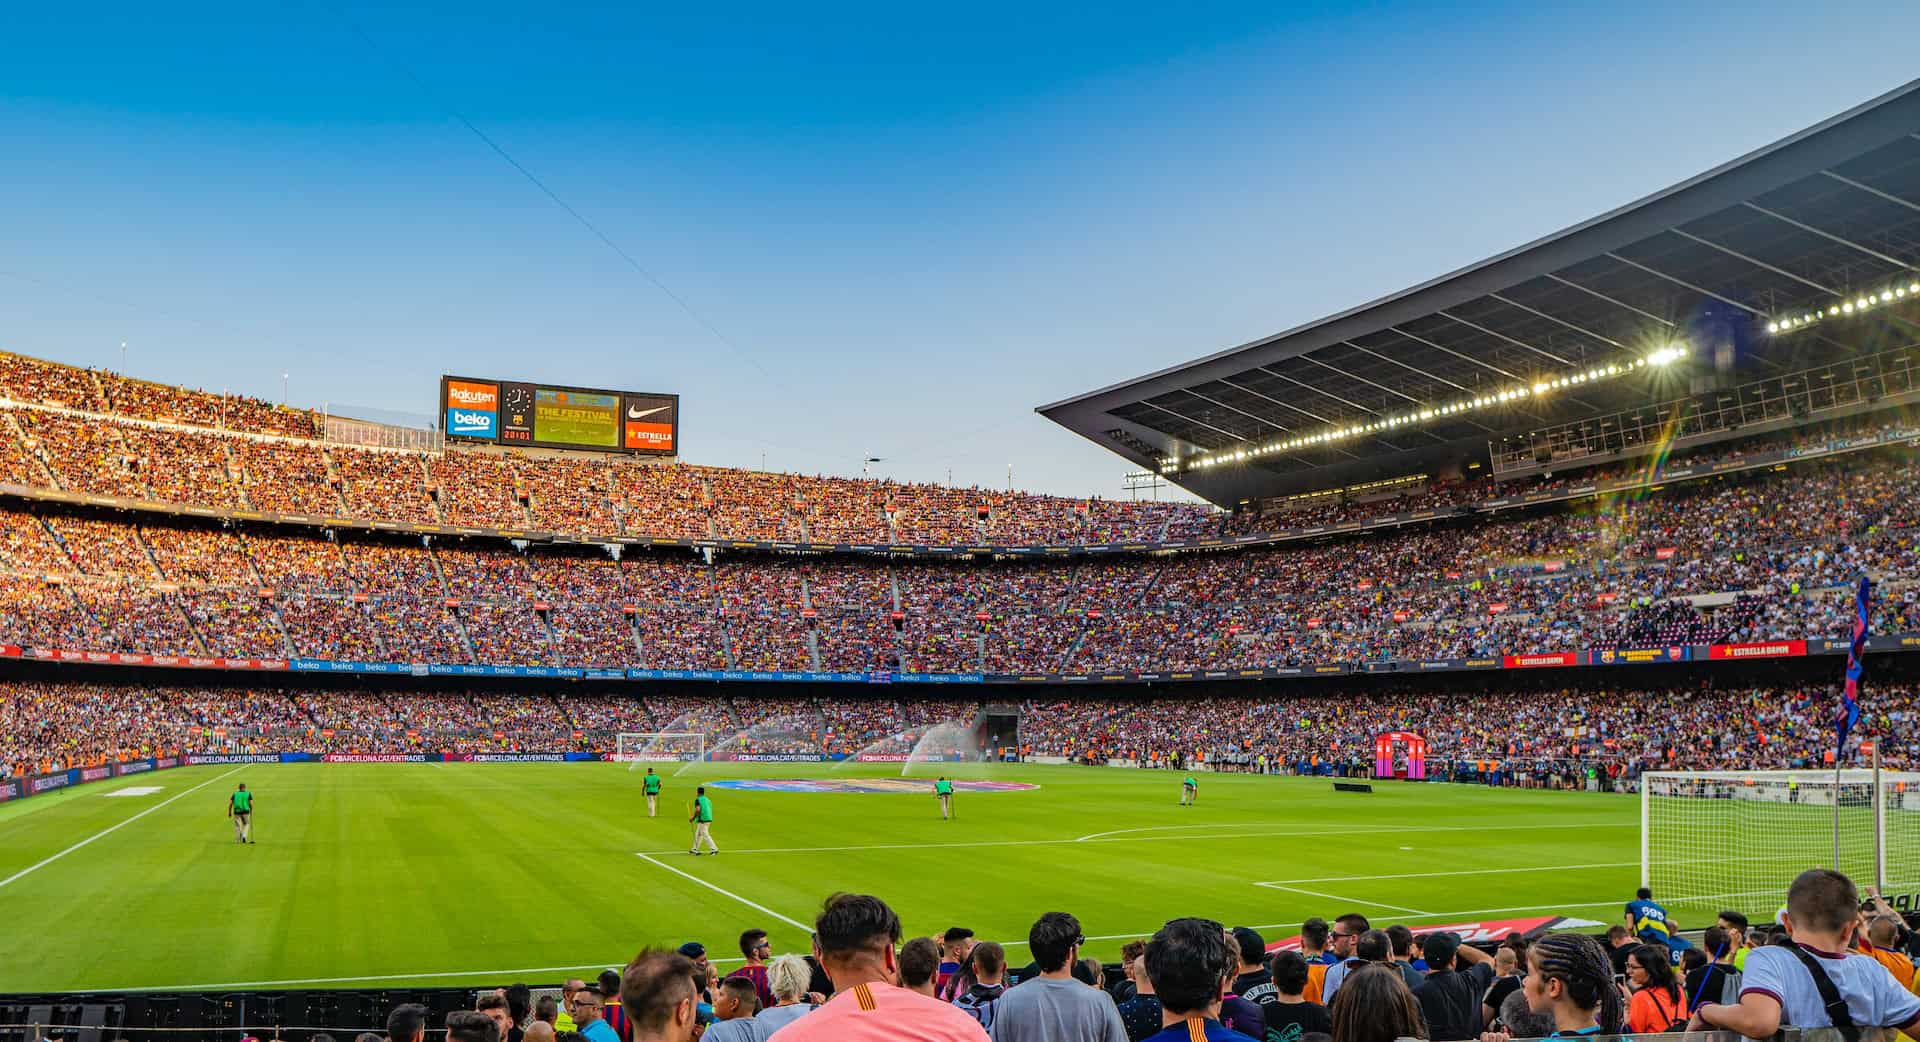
0,762,1647,993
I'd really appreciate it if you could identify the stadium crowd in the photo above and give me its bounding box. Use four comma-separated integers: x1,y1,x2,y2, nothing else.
8,349,1920,555
0,434,1915,672
4,679,1914,782
362,867,1919,1042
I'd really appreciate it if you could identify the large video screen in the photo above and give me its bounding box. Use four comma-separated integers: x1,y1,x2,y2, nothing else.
441,376,678,455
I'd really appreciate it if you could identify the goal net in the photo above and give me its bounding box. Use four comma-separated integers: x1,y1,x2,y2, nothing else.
1643,769,1920,913
614,732,706,769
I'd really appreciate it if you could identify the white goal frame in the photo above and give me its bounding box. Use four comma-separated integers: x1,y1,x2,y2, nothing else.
614,732,706,769
1642,761,1920,910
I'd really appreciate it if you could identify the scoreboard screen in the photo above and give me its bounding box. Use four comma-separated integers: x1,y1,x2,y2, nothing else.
441,376,678,455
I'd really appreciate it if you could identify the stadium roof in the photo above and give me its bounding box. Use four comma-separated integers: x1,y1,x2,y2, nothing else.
1039,79,1920,507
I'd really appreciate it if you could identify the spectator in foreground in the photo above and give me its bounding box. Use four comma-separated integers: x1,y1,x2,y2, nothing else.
1298,918,1334,1003
731,930,778,1009
477,992,518,1042
1412,930,1494,1040
447,1011,503,1042
1489,932,1624,1040
1115,941,1163,1042
1329,964,1426,1042
600,970,633,1042
1138,917,1256,1042
990,911,1127,1042
768,892,988,1042
1494,986,1555,1039
1477,947,1523,1030
1322,929,1390,1002
700,978,764,1042
571,986,618,1042
1603,926,1636,977
1385,926,1425,991
1263,950,1332,1042
1230,927,1278,1018
387,1004,429,1042
1690,869,1920,1037
556,979,586,1033
939,928,977,998
1716,910,1752,971
1111,940,1147,1005
620,948,699,1042
754,954,818,1037
524,1026,556,1042
955,941,1010,1033
1623,943,1687,1032
1685,926,1741,1009
901,938,942,997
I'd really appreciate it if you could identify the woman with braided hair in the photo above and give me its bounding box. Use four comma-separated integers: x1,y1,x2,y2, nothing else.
1481,933,1624,1041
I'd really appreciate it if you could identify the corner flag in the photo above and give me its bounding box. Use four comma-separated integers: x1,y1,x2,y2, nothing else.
1837,575,1868,754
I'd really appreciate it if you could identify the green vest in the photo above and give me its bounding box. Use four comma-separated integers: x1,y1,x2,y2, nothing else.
935,780,953,796
695,795,713,823
231,790,252,813
644,774,661,794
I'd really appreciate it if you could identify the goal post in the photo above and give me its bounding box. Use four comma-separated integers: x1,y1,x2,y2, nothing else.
1642,767,1920,913
613,732,706,769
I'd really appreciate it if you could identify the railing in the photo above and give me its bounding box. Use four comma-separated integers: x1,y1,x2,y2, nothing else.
1490,343,1920,476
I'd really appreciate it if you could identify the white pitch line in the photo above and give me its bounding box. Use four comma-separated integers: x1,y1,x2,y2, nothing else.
1074,822,1296,842
1259,883,1430,917
634,853,813,933
0,765,248,891
1253,861,1641,886
639,820,1635,857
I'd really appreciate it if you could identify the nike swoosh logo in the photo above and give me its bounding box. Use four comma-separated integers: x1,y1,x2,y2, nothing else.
627,405,668,420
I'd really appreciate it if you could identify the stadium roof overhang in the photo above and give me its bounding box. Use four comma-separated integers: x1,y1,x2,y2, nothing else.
1038,79,1920,508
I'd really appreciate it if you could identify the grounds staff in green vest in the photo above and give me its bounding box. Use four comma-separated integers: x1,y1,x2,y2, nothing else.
644,766,662,818
690,786,718,855
228,783,253,844
935,776,955,819
1181,774,1198,805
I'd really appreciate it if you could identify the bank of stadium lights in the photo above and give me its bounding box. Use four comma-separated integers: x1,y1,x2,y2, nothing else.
1163,343,1689,473
1766,280,1920,335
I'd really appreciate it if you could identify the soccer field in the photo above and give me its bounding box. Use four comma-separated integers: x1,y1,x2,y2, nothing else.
0,762,1643,993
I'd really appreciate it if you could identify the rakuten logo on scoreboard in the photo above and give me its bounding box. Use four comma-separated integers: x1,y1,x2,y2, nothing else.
444,379,500,438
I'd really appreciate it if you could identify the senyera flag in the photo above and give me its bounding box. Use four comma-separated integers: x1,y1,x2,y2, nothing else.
1838,575,1869,754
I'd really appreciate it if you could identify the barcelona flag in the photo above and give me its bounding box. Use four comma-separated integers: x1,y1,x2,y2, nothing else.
1837,576,1868,753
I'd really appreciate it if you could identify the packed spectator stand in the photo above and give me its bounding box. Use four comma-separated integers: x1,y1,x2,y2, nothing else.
5,678,1915,784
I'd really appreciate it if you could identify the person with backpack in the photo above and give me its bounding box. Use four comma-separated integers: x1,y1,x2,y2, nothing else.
1686,927,1743,1011
1624,945,1688,1032
1689,869,1920,1038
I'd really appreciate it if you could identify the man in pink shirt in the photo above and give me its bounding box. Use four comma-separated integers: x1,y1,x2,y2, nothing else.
770,893,990,1042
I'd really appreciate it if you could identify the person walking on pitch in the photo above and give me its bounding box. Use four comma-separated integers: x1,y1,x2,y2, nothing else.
643,767,662,817
1180,774,1197,805
689,785,718,855
228,782,253,843
935,776,955,819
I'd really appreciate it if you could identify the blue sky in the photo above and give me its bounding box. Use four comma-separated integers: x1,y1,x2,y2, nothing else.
3,2,1919,499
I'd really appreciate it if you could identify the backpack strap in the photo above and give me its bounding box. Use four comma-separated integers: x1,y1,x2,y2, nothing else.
1784,945,1855,1030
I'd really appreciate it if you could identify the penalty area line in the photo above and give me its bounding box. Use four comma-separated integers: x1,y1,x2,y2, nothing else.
634,853,813,933
0,765,248,892
1259,883,1430,917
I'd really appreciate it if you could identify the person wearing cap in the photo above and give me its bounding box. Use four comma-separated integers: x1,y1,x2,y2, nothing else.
678,943,713,1005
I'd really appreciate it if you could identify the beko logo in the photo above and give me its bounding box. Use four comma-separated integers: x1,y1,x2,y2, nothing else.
449,409,493,430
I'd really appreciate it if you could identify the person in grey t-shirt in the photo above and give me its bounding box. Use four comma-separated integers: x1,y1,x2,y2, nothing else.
992,912,1127,1042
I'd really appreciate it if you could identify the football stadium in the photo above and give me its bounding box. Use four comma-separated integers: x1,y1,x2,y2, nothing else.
7,20,1920,1042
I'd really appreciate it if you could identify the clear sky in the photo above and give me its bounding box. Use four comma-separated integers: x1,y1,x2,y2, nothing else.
4,2,1918,500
